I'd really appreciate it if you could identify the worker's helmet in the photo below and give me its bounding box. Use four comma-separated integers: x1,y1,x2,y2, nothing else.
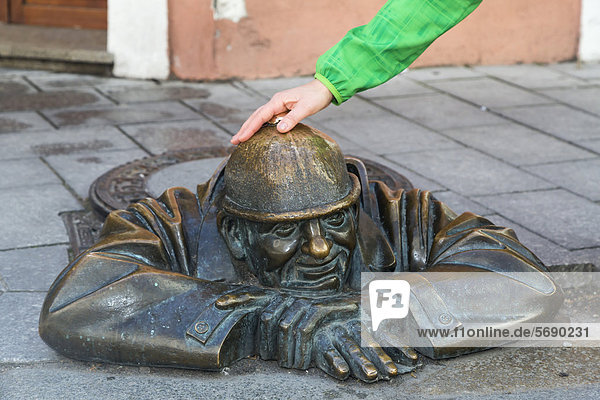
222,123,360,221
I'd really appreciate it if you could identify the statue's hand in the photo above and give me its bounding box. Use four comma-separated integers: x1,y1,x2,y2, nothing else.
258,296,359,370
314,320,419,382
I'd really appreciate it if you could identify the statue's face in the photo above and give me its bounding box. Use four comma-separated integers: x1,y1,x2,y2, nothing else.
241,206,358,293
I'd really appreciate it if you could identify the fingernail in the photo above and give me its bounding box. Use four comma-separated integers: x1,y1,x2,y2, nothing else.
278,121,288,131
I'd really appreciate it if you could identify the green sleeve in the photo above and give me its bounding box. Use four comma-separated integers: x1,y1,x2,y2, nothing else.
315,0,483,105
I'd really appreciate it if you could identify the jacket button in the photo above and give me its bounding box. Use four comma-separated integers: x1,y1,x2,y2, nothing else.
438,313,452,325
194,321,209,334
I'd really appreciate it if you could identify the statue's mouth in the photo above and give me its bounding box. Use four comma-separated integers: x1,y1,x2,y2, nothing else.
279,251,350,294
296,253,342,280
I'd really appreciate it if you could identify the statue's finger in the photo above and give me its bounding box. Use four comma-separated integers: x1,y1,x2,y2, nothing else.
313,331,350,381
373,329,420,367
358,323,398,379
333,325,378,383
293,299,359,370
293,304,324,370
277,300,306,368
259,296,293,360
215,289,267,310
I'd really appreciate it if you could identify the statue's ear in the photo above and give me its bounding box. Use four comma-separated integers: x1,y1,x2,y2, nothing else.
218,213,247,260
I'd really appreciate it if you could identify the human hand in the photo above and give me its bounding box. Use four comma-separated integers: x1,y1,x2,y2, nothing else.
230,79,334,145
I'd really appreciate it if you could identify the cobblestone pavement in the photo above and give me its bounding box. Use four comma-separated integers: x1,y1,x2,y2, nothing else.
1,63,599,399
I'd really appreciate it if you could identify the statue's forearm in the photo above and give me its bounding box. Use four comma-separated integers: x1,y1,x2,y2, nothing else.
39,251,252,369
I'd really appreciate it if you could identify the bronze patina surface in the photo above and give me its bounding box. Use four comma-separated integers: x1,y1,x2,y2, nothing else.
39,123,562,382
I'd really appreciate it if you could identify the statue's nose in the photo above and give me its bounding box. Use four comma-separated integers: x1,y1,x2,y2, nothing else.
301,219,331,259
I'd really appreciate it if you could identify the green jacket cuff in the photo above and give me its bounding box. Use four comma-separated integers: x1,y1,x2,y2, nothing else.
314,73,344,106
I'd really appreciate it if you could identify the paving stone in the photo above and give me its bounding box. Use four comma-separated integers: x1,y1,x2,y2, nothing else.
497,104,600,141
428,77,553,108
0,88,109,112
182,85,268,134
28,72,157,91
474,189,600,250
44,101,198,127
184,83,265,115
372,93,507,130
0,245,69,291
442,124,596,166
2,348,600,400
0,184,80,249
0,292,61,362
308,96,388,123
345,148,446,191
0,67,54,77
561,247,600,266
0,111,53,133
101,84,211,104
147,157,227,197
483,215,571,267
548,62,600,80
540,87,600,116
243,76,314,98
431,190,492,216
0,125,139,160
358,75,435,99
386,148,554,196
0,158,61,189
472,64,585,89
524,159,600,201
0,77,37,94
44,148,148,199
119,119,232,155
577,139,600,153
404,66,483,81
319,113,461,155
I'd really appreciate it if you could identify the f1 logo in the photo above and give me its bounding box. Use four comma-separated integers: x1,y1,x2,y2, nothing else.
369,280,410,331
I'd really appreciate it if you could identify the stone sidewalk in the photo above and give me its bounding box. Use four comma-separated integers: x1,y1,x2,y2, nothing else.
0,63,599,399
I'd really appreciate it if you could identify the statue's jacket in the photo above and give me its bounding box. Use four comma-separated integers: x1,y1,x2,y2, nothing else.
39,160,563,369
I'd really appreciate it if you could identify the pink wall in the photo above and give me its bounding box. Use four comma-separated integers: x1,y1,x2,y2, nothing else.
169,0,581,81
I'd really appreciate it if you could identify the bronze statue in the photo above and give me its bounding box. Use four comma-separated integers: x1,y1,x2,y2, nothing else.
39,123,562,382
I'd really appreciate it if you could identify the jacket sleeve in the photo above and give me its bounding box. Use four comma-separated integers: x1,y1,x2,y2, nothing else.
39,187,260,370
315,0,482,104
372,185,563,356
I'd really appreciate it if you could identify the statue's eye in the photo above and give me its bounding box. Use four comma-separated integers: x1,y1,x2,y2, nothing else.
273,223,297,238
324,211,345,227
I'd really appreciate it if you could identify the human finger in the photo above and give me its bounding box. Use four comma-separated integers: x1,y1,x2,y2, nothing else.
231,98,288,144
276,102,312,133
313,330,350,381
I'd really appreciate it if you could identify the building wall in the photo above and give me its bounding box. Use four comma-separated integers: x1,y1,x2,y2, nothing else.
108,0,169,79
580,0,600,61
168,0,582,81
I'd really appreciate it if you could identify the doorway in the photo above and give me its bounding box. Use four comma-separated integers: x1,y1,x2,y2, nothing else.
0,0,106,29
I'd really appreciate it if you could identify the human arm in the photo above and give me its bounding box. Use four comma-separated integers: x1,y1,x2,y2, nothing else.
231,0,483,144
